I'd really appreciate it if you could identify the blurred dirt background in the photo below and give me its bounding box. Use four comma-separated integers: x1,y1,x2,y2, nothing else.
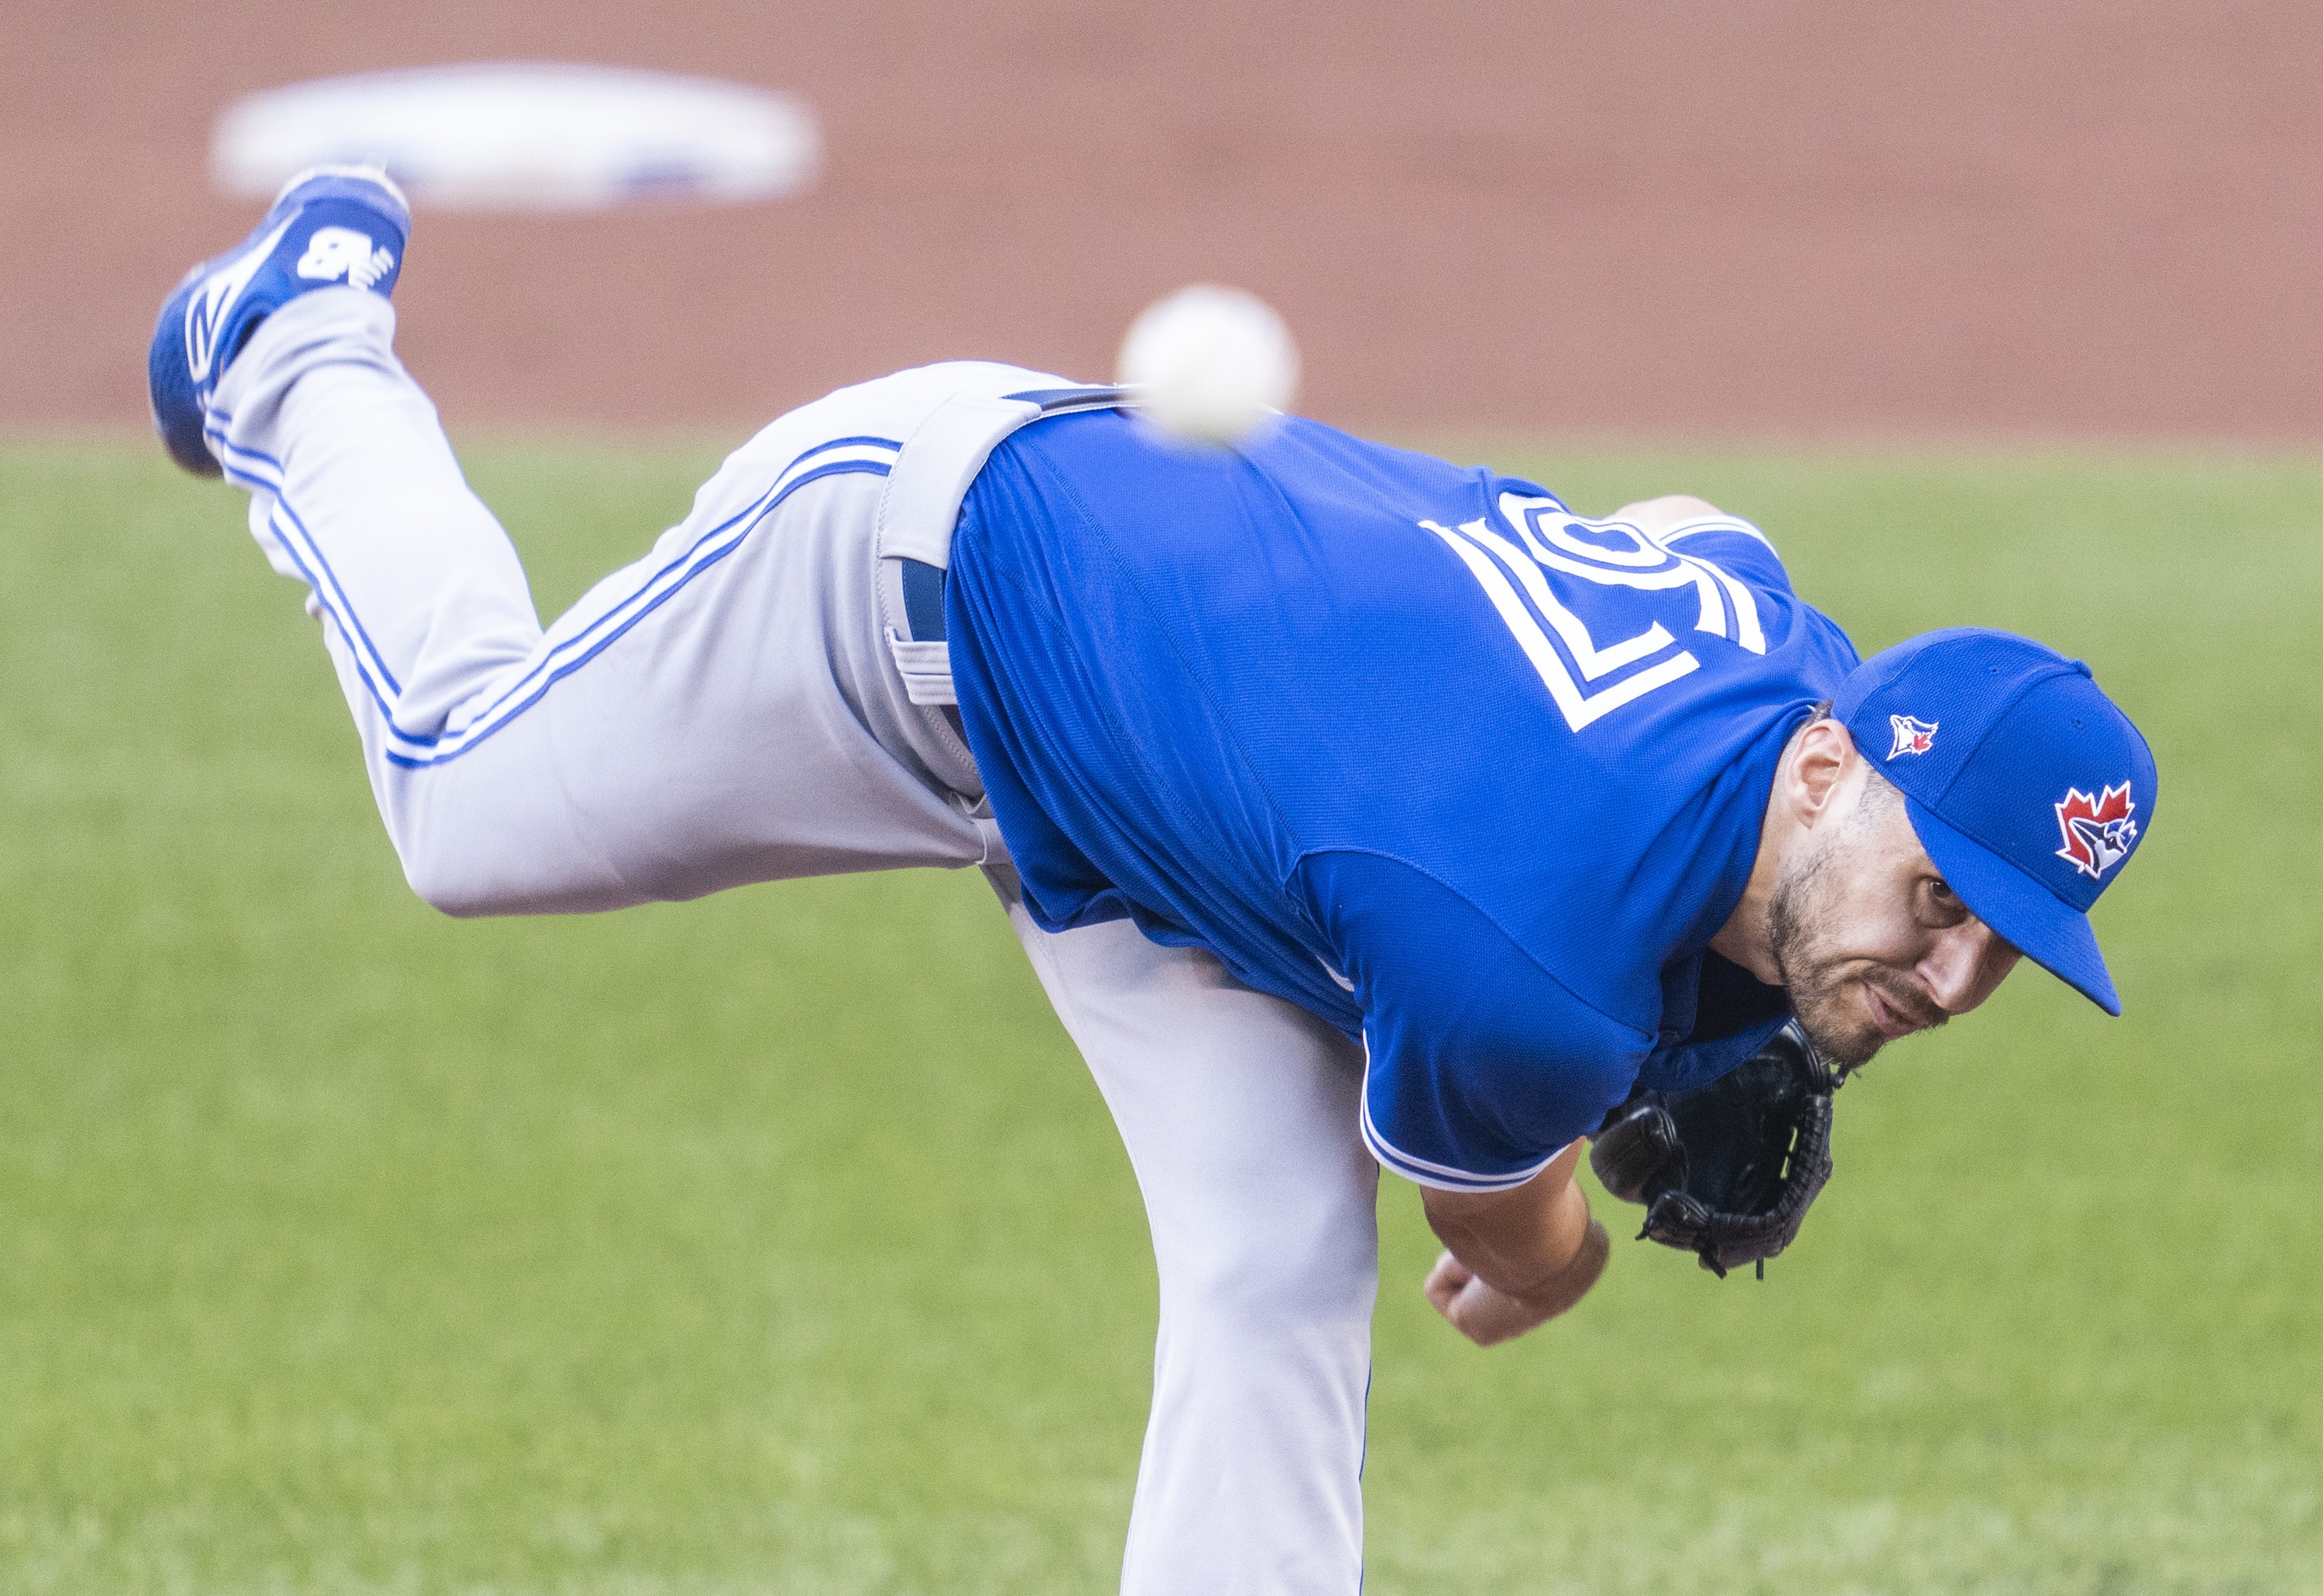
5,0,2319,439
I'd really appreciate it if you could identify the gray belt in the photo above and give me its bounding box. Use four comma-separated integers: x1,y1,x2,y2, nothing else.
897,557,966,743
880,383,1134,712
901,556,949,644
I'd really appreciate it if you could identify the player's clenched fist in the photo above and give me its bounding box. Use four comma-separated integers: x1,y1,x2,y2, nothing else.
1417,1142,1610,1347
1424,1220,1611,1347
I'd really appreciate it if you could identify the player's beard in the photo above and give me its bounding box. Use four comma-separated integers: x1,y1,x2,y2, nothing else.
1767,818,1947,1070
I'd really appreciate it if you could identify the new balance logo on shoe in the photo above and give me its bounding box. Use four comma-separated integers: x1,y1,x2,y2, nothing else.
297,228,397,290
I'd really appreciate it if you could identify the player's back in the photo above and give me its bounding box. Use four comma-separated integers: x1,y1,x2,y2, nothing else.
945,408,1858,1049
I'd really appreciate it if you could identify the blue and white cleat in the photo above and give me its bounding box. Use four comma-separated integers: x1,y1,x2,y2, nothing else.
148,164,412,477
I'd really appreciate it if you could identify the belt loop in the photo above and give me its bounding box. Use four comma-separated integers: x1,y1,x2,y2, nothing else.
885,626,956,706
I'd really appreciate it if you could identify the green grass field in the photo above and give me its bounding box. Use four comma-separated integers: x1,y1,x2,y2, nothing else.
2,436,2317,1594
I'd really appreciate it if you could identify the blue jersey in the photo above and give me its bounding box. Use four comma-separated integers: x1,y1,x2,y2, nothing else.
944,409,1861,1190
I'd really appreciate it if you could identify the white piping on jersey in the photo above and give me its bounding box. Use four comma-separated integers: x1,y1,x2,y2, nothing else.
1357,1036,1560,1194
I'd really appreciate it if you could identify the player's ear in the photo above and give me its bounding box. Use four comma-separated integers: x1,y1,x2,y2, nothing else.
1787,717,1858,828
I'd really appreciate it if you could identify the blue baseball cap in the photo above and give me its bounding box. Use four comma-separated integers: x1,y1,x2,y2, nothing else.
1831,629,2157,1016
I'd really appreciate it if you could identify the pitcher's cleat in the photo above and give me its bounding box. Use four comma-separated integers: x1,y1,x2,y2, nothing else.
147,164,412,477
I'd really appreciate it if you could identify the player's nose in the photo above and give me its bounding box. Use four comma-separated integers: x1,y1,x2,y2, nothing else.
1920,919,2020,1016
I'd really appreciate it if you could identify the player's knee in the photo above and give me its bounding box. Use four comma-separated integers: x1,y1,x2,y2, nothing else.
400,836,643,918
404,866,491,918
1163,1265,1374,1347
400,847,521,918
1159,1227,1376,1334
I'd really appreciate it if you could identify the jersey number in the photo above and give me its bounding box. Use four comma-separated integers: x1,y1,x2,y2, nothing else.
1421,494,1768,732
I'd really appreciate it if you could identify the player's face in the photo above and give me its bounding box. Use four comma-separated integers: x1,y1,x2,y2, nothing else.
1768,775,2022,1069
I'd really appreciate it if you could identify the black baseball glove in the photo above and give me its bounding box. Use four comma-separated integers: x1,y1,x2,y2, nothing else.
1588,1021,1842,1279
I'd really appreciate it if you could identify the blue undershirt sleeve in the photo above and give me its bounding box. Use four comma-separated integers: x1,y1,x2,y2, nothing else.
1294,849,1654,1193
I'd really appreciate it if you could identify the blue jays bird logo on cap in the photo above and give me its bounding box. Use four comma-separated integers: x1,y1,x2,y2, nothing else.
1886,714,1938,759
2054,783,2138,880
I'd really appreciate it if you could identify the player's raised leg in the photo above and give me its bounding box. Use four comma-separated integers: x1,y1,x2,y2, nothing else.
996,870,1378,1596
151,171,993,913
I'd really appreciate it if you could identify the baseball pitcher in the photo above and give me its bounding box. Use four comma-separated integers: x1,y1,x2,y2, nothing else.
146,169,2157,1595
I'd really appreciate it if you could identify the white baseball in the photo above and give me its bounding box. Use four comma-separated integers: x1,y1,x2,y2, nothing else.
1116,285,1301,444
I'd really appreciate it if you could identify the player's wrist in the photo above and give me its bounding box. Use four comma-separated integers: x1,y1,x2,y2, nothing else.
1501,1215,1610,1312
1498,1175,1601,1299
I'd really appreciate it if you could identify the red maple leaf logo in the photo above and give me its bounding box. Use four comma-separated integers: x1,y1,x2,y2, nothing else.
2054,782,2138,880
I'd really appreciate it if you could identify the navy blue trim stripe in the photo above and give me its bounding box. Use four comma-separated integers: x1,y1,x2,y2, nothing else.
256,502,406,729
386,456,895,768
390,448,893,756
208,421,410,699
206,400,899,768
791,434,903,458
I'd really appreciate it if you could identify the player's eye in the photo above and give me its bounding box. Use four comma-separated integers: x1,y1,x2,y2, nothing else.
1922,876,1968,925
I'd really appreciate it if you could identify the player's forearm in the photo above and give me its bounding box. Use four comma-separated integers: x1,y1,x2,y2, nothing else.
1421,1143,1596,1300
